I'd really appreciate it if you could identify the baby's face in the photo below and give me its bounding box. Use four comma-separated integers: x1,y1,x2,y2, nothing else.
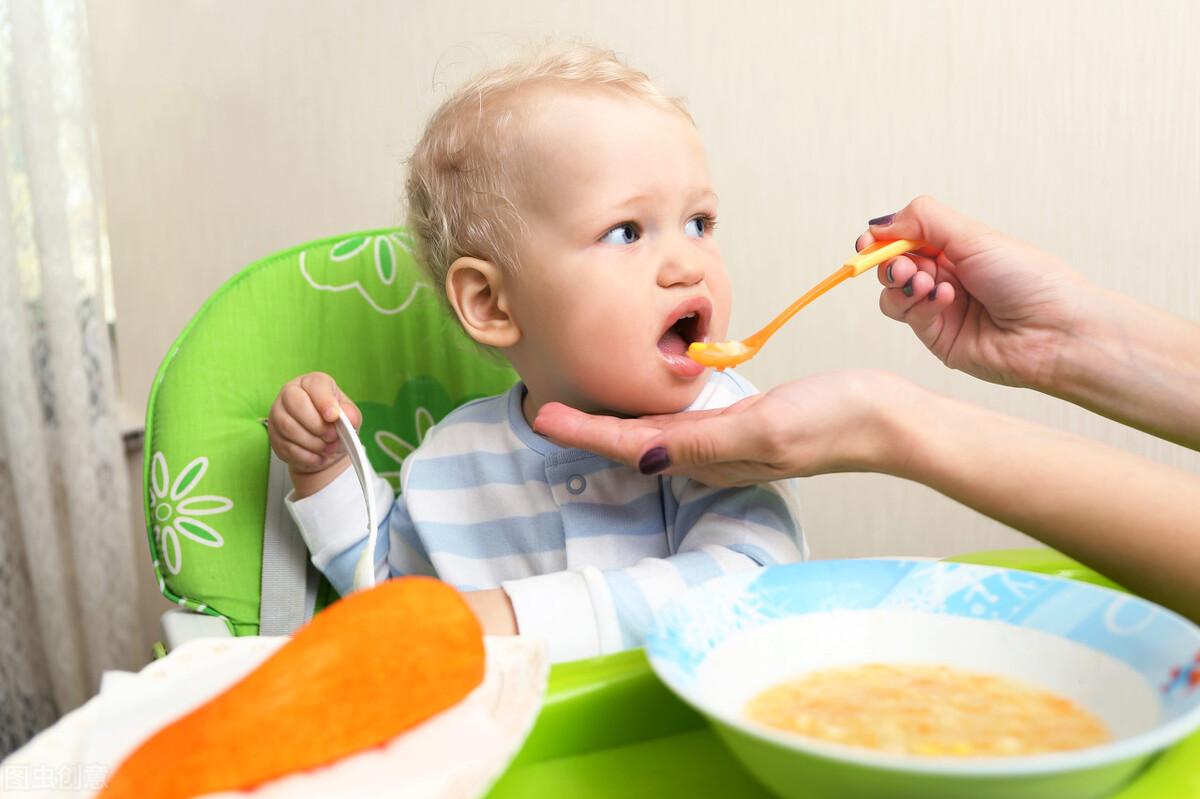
504,87,731,416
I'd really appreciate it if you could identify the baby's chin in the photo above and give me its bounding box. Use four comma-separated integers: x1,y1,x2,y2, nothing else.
583,378,707,419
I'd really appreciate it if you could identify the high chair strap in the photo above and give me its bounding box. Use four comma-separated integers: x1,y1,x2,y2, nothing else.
260,451,319,635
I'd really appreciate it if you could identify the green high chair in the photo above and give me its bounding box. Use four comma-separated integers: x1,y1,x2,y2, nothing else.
143,228,516,647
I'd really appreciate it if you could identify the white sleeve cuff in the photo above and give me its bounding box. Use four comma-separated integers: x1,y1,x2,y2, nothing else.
286,464,394,569
502,568,623,663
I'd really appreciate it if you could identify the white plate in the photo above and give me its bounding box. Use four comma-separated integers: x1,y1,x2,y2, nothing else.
1,635,546,798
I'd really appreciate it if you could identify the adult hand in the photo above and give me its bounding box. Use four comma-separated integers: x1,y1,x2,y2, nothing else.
866,196,1200,449
861,195,1093,391
534,370,916,485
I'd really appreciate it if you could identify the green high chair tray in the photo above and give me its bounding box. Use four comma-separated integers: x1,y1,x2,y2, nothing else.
486,550,1200,798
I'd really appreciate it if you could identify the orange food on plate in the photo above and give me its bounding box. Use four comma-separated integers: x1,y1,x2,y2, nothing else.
746,662,1110,757
98,576,484,798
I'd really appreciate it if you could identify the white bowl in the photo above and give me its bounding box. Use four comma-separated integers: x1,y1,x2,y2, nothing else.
645,559,1200,799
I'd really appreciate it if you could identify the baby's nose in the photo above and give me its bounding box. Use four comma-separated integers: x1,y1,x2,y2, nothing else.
657,252,705,287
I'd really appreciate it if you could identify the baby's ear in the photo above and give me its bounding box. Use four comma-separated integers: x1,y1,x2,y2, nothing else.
445,257,520,349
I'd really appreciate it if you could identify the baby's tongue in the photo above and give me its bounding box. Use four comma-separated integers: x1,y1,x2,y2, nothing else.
658,328,687,356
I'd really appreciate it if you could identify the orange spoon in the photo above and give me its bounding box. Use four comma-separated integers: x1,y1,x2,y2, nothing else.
688,239,928,369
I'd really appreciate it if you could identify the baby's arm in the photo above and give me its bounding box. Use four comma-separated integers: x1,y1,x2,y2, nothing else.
598,479,806,640
287,463,436,596
502,479,805,662
667,477,808,569
270,372,437,594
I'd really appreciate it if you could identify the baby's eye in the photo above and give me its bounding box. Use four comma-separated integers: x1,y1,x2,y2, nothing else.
601,223,639,246
685,216,712,239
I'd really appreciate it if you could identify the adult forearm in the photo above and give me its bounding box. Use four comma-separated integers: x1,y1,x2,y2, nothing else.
1050,287,1200,451
884,389,1200,622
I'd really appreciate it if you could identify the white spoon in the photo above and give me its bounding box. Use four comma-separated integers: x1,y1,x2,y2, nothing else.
335,410,380,592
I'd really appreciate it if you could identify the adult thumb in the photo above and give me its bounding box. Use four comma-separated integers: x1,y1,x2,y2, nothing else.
869,195,990,262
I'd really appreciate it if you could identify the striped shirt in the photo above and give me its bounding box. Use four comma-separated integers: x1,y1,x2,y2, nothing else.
289,370,807,662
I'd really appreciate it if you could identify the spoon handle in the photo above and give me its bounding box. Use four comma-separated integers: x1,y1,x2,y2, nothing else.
745,267,853,346
844,238,928,276
745,239,927,346
335,410,380,592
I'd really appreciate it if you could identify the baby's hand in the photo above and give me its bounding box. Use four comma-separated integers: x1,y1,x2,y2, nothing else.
268,373,362,492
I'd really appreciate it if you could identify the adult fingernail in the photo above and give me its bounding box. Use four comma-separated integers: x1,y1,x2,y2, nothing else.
928,286,938,301
868,213,896,227
638,446,671,475
885,263,894,284
902,278,914,298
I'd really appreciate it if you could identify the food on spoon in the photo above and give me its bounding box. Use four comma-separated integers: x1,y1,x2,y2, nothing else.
687,340,751,369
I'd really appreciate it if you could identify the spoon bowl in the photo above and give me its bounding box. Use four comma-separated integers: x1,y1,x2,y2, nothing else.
688,239,927,369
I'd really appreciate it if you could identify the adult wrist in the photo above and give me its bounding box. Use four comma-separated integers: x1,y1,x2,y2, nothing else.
856,373,934,477
1035,282,1123,400
868,379,958,482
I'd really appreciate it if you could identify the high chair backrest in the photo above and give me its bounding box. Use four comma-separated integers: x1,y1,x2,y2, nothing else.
143,230,517,635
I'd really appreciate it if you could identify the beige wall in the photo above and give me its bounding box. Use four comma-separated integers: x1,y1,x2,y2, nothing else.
91,0,1200,639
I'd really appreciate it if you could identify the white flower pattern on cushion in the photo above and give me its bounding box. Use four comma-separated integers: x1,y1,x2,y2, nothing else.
150,452,233,575
373,407,436,489
298,232,428,315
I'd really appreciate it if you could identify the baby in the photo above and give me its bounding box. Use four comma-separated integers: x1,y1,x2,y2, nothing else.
269,44,807,662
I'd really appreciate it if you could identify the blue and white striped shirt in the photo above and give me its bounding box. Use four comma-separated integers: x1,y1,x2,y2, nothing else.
289,370,807,662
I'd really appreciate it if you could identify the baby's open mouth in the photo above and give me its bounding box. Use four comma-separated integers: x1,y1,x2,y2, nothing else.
657,298,711,363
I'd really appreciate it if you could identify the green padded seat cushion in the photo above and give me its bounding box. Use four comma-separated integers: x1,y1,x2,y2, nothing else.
143,229,516,635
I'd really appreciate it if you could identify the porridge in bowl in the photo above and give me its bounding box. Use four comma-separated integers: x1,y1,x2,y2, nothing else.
745,662,1110,757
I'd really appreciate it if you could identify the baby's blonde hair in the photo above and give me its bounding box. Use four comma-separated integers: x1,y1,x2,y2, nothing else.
405,42,692,301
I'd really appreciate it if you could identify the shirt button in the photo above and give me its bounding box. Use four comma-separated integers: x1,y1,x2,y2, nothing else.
566,475,586,495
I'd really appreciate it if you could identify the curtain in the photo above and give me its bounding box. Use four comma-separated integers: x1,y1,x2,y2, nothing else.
0,0,139,756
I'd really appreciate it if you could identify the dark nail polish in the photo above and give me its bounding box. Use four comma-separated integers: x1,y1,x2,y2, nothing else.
868,213,896,227
638,446,671,475
886,263,894,284
902,279,914,298
928,286,938,301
